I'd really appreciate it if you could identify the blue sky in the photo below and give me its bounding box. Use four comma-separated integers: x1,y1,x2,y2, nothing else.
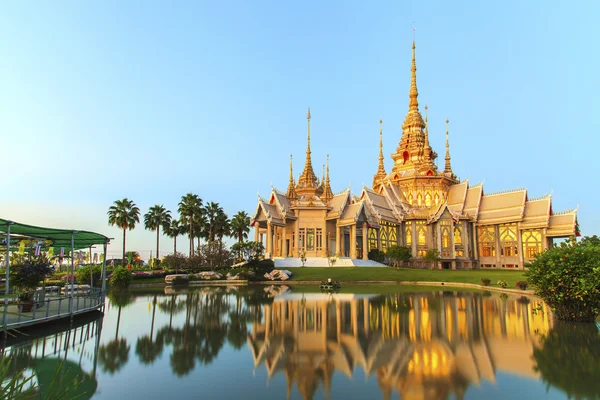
1,1,598,258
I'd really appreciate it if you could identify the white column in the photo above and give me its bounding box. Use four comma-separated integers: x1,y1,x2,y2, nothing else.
350,224,357,259
362,223,368,260
335,223,341,256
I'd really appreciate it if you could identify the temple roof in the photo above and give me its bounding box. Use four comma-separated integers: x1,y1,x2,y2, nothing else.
521,195,552,229
547,210,577,237
326,190,351,219
447,180,469,215
463,184,484,220
477,189,526,225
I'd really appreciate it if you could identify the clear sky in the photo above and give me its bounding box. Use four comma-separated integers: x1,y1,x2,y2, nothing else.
1,1,598,259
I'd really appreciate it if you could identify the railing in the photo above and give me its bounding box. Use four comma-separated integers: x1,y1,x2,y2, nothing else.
2,287,104,329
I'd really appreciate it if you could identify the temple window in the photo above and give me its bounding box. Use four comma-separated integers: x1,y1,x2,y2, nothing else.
434,193,440,206
454,224,464,257
499,223,518,257
522,230,542,259
417,223,427,246
380,221,398,252
403,151,409,164
316,228,323,251
477,226,496,257
299,229,306,250
441,220,451,257
425,192,432,207
306,228,315,251
408,193,413,205
454,224,463,246
405,224,412,246
417,193,423,206
368,228,378,250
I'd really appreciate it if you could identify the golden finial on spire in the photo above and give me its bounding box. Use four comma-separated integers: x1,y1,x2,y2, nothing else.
409,40,419,111
297,108,319,193
444,118,453,175
286,154,298,199
373,119,387,189
323,153,334,201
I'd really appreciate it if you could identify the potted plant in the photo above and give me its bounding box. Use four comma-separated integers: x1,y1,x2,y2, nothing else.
13,258,52,312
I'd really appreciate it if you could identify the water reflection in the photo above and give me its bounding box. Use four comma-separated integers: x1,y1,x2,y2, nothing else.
1,313,103,399
247,290,553,400
3,286,599,400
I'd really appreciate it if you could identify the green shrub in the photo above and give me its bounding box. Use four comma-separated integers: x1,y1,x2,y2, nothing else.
386,246,412,267
109,267,132,289
76,265,103,287
499,293,508,300
368,249,385,263
480,278,491,286
497,280,508,288
516,281,528,290
526,236,600,322
161,253,187,273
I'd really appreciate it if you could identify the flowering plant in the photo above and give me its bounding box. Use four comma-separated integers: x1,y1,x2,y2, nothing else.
14,259,53,301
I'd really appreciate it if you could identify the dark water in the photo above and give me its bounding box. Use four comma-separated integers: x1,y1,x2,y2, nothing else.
3,285,600,400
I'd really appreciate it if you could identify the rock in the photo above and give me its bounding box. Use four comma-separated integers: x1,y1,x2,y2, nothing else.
191,271,223,280
227,274,240,280
263,269,292,281
165,274,190,284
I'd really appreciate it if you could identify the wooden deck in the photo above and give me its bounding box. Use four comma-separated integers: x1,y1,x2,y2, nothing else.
2,288,104,330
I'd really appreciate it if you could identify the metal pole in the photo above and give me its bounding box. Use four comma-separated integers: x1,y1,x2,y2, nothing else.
101,242,107,309
70,232,75,317
3,222,11,330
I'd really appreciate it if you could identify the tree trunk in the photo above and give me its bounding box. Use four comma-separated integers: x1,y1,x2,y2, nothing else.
174,236,177,255
189,215,194,257
156,226,160,260
122,229,126,266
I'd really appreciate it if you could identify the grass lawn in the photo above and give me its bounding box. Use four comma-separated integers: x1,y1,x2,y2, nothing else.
289,267,526,288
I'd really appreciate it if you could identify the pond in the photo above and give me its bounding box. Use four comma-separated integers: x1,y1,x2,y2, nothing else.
2,285,600,399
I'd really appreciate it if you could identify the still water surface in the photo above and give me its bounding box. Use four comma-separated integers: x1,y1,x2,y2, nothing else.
3,285,600,399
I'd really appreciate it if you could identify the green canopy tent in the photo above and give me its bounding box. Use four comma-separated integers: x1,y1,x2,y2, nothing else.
0,218,111,328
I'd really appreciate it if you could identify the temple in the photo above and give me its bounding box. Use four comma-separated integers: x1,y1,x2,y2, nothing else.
251,41,578,270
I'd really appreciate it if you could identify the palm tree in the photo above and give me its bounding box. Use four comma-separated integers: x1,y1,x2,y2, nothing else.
214,210,230,247
178,193,203,256
107,198,140,266
164,218,184,255
204,202,223,242
230,211,251,243
144,205,172,259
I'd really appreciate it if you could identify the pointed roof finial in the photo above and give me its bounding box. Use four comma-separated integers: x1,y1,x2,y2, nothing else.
286,154,298,199
373,119,387,189
424,105,430,150
444,118,453,175
323,153,334,201
297,108,319,193
409,39,419,111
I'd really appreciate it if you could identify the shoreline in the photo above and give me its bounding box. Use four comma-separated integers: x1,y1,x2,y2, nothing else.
128,280,534,295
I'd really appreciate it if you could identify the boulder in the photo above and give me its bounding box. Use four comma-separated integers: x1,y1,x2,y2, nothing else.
231,261,248,269
226,272,240,280
165,274,190,284
263,269,292,281
193,271,223,280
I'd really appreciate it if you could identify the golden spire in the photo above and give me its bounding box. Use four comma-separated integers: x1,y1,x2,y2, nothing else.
297,107,319,192
444,118,453,174
372,119,387,189
323,154,334,201
286,154,297,199
424,105,430,150
409,41,419,111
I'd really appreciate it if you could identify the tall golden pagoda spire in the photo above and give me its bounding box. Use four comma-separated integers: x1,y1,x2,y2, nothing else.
391,40,431,175
286,154,297,200
373,119,387,189
323,154,334,201
444,119,454,177
296,108,319,194
409,41,419,111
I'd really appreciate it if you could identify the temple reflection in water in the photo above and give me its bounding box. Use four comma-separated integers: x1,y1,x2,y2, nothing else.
247,291,551,400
